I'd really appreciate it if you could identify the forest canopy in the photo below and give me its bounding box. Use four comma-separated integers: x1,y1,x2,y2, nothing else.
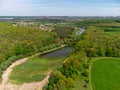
0,23,62,76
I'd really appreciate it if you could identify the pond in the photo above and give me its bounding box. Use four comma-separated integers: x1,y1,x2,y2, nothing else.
41,47,72,59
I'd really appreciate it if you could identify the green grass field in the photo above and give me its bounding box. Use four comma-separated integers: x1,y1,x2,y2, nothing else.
91,57,120,90
9,56,64,84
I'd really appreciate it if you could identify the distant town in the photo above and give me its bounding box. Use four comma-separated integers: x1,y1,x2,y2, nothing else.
0,16,120,22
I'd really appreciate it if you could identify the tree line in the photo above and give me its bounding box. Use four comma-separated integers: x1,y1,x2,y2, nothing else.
44,19,120,90
0,23,62,77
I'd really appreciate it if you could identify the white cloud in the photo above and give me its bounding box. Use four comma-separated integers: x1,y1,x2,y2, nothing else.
0,0,120,16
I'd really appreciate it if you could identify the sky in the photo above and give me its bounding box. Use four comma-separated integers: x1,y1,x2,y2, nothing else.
0,0,120,16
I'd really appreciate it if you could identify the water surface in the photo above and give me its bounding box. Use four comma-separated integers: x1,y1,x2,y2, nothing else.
41,47,72,59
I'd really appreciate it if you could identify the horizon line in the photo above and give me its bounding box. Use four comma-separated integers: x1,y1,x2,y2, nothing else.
0,15,120,17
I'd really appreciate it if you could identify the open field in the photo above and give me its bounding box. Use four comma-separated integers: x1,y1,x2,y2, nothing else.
91,57,120,90
9,47,72,84
9,56,64,84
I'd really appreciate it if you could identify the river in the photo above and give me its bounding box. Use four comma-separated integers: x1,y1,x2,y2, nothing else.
78,28,85,35
41,28,85,59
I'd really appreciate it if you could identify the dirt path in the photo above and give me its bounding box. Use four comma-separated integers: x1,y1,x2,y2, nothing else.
0,45,66,90
20,72,51,90
0,58,28,90
1,58,28,85
0,57,51,90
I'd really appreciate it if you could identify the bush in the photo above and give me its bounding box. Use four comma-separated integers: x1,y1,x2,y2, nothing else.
45,70,74,90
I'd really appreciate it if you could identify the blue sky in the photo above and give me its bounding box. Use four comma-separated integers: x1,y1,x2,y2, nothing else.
0,0,120,16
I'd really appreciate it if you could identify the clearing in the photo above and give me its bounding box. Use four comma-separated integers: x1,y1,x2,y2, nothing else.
91,57,120,90
9,57,64,84
9,46,71,84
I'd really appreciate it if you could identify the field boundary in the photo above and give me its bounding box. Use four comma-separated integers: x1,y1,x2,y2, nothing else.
89,60,93,90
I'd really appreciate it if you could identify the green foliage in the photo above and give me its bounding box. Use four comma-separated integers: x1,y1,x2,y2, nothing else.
53,26,75,39
0,22,62,79
72,20,120,90
13,45,32,55
74,26,120,57
45,51,88,90
62,52,87,78
46,20,120,90
75,19,119,27
45,70,74,90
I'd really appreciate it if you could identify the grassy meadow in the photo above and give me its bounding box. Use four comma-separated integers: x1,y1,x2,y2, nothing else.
91,57,120,90
9,56,64,84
